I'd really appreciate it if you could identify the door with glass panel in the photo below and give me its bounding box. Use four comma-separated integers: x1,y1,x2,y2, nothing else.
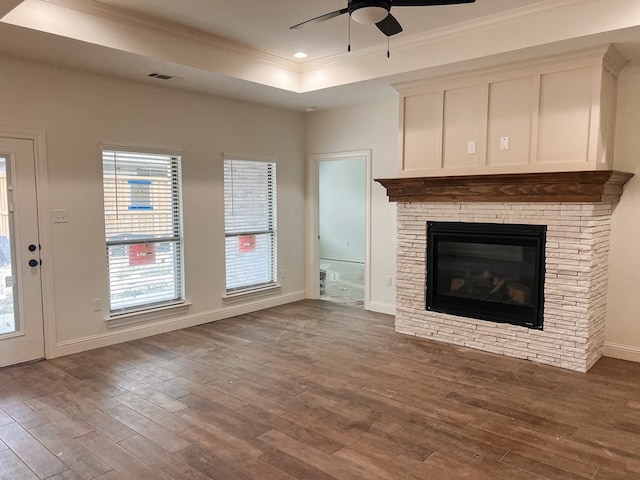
0,137,44,367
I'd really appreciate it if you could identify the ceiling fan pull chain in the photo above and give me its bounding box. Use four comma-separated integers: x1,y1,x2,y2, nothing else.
348,15,351,52
387,37,390,58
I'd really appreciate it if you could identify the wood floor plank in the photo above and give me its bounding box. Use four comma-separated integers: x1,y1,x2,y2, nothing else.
0,449,39,480
44,391,137,444
400,451,501,480
119,435,212,480
0,422,68,478
501,451,595,480
91,472,123,480
166,377,248,410
148,357,219,384
240,457,300,480
121,368,189,399
26,396,95,439
45,471,83,480
0,407,13,428
112,392,191,434
104,405,190,453
237,404,344,455
78,431,171,480
258,429,366,480
0,386,48,430
179,424,267,462
28,422,113,479
0,370,44,400
178,444,254,480
0,300,639,479
259,448,340,480
114,376,188,412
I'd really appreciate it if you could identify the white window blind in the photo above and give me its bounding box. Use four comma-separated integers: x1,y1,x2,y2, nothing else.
102,149,184,314
224,156,277,293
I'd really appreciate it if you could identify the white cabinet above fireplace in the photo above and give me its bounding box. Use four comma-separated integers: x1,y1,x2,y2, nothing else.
395,45,627,178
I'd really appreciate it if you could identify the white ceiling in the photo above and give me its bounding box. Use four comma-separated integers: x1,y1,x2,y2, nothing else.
92,0,538,61
2,0,640,111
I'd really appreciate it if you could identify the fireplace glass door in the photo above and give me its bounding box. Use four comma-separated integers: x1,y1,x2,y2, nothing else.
426,222,546,329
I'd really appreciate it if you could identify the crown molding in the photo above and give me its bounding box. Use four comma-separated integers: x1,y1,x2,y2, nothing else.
40,0,301,72
300,0,595,72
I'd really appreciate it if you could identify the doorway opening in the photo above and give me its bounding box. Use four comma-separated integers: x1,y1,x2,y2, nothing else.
312,151,370,309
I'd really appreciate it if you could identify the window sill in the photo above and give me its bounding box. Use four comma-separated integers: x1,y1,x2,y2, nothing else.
105,302,192,328
222,284,281,304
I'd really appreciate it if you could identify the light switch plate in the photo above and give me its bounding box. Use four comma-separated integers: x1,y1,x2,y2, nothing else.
53,209,68,223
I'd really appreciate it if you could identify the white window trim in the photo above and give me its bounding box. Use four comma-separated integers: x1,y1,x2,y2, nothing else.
221,283,282,304
104,301,192,328
102,146,185,316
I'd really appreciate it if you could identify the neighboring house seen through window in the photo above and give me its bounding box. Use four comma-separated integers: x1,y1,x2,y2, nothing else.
102,148,184,314
224,155,277,293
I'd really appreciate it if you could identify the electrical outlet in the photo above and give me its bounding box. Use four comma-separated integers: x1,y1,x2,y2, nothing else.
93,298,102,312
467,141,477,155
385,276,393,287
500,136,510,151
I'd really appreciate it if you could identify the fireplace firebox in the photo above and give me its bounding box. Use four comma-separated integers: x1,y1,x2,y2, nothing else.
426,222,546,329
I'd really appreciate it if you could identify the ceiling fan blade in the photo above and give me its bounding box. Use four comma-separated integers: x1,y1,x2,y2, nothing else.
376,14,403,37
290,8,349,29
392,0,476,6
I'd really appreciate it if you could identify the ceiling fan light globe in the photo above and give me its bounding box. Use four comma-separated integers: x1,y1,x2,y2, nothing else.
351,6,388,24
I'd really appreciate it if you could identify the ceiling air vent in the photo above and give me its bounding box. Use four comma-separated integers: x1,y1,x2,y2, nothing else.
148,72,174,80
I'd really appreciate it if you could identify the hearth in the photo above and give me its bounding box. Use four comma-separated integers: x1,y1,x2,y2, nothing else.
426,222,546,329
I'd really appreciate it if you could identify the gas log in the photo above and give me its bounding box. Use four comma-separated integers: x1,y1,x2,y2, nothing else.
450,271,532,305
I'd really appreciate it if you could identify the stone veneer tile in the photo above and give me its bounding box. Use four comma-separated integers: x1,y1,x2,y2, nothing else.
396,202,613,373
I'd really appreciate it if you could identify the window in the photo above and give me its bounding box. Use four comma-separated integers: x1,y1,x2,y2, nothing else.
224,156,277,293
102,148,184,314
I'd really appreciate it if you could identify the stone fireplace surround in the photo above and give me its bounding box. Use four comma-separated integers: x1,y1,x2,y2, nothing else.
376,171,633,372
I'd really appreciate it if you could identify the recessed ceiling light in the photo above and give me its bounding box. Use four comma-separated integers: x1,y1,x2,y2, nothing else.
294,52,308,59
305,107,316,112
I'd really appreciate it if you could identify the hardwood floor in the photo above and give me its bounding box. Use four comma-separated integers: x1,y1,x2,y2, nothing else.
1,300,640,479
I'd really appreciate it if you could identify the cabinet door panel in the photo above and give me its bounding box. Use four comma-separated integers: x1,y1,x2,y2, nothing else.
402,92,442,172
442,85,486,169
487,77,533,167
537,68,592,164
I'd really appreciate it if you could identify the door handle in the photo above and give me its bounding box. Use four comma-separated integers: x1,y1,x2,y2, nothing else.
28,259,39,267
28,244,37,252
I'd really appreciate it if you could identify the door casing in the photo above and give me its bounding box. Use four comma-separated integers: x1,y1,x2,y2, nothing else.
306,150,372,309
0,128,54,361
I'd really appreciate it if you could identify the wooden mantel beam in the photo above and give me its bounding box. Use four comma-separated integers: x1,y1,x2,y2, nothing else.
375,171,634,203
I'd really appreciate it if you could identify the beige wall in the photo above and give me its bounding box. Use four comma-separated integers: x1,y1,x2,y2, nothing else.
3,52,639,362
0,55,306,354
305,100,398,313
606,60,640,361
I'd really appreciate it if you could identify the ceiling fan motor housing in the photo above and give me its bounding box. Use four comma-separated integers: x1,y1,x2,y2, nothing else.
349,0,392,24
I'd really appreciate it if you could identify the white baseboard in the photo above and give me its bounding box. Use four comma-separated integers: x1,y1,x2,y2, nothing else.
603,342,640,363
54,290,307,358
367,301,396,316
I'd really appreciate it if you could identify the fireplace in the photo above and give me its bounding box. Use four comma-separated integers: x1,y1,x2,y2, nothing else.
376,171,633,372
427,222,546,329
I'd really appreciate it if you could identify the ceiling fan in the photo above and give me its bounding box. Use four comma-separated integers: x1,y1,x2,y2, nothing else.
291,0,477,38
